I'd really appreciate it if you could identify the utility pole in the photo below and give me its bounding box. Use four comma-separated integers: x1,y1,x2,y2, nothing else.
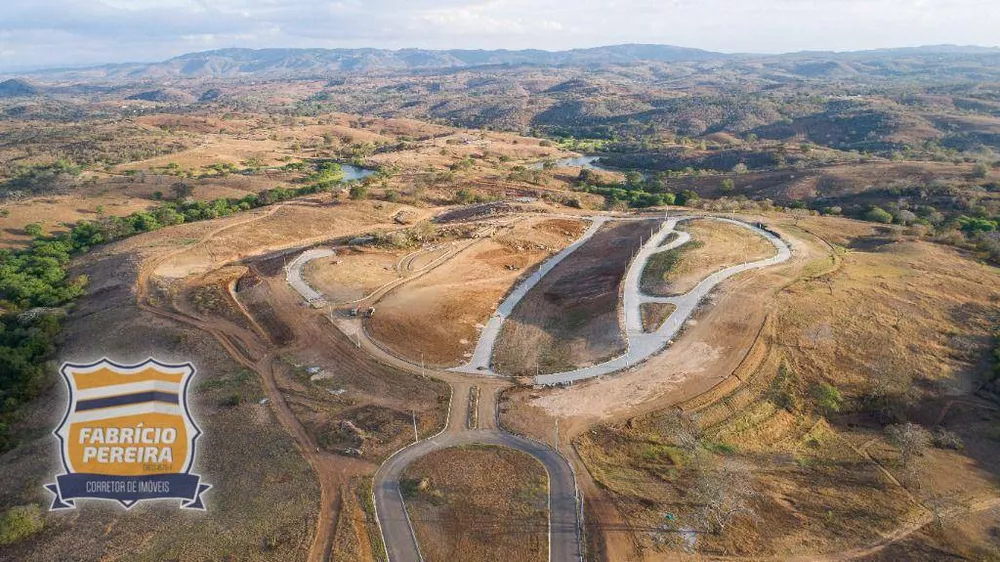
412,410,419,443
421,353,425,377
554,418,559,452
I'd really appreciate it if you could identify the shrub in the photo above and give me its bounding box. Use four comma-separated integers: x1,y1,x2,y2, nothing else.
864,206,894,224
675,190,700,207
931,427,964,450
0,505,43,546
348,184,368,200
770,362,801,412
23,223,43,237
809,382,842,415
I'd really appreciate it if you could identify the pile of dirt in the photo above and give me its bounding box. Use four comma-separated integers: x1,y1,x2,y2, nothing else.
433,201,522,223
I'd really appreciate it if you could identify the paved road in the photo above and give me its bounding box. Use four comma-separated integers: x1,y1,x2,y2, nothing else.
373,384,582,562
451,217,608,374
286,248,336,307
535,216,791,385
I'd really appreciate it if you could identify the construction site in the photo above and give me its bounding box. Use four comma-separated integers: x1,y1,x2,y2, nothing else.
2,112,998,562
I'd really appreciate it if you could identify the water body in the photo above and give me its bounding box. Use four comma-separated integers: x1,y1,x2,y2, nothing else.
341,164,376,182
529,155,615,172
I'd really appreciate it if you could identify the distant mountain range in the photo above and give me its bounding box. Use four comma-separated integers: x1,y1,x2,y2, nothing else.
7,44,1000,82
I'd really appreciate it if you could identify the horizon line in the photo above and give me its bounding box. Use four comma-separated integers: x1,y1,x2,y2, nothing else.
3,41,1000,76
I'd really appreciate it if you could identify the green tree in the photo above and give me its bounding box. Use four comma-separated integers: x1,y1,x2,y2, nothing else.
349,184,368,200
676,190,700,207
864,206,894,224
23,223,43,238
809,382,842,415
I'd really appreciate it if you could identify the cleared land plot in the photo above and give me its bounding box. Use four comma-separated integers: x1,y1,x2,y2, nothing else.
640,302,676,333
641,219,775,297
367,218,585,366
233,272,450,461
401,445,548,562
493,220,654,376
303,248,403,303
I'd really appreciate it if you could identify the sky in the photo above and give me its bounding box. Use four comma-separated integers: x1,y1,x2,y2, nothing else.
1,0,999,71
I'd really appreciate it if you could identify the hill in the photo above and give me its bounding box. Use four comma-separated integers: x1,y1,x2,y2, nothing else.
0,79,39,98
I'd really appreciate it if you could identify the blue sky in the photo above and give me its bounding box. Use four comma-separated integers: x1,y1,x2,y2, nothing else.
1,0,999,70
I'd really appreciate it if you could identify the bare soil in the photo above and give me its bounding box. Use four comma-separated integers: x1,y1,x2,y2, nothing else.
505,215,1000,560
401,445,548,562
492,220,654,376
0,252,320,562
367,217,585,366
303,247,403,304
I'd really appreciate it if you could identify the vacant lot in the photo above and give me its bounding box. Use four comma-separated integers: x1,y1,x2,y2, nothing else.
368,218,585,366
0,252,320,561
304,247,403,304
402,445,548,562
641,219,775,296
493,220,653,376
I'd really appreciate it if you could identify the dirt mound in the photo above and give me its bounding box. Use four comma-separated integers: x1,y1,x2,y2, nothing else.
433,201,521,223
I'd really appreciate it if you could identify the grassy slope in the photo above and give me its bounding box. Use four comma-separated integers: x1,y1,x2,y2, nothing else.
401,445,548,562
577,217,1000,558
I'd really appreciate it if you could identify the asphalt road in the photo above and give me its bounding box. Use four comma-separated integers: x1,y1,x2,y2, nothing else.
286,248,336,307
373,385,582,562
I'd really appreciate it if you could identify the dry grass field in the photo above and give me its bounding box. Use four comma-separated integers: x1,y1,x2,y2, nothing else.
401,445,548,562
641,219,776,297
303,247,403,304
492,220,654,376
567,218,1000,559
640,302,676,332
3,84,1000,562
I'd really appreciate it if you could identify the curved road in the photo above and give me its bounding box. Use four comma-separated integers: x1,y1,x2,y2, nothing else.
536,215,791,385
373,382,582,562
280,211,790,561
451,216,608,374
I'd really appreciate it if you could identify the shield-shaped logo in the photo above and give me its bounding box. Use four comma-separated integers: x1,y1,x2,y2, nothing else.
45,358,211,510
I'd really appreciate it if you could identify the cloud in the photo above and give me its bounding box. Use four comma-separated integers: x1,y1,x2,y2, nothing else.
0,0,998,70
